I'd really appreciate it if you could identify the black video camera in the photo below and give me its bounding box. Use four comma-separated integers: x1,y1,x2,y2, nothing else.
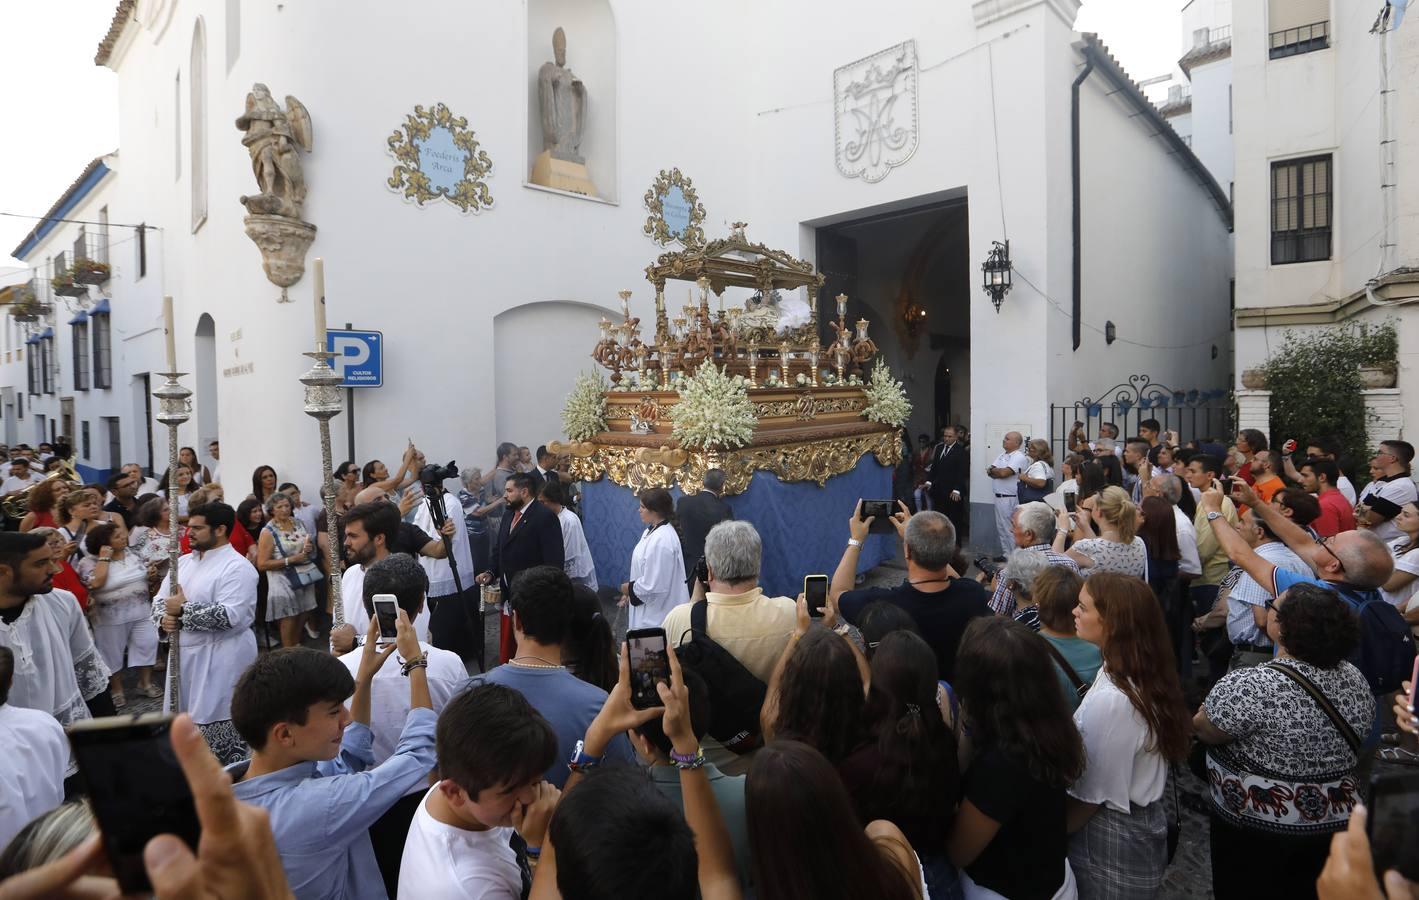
419,460,458,487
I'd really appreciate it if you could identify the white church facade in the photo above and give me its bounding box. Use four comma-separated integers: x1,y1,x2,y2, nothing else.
3,0,1232,538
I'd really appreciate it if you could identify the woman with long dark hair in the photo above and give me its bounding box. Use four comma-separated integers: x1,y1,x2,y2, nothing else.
178,446,211,485
565,583,617,693
619,487,688,631
1138,496,1181,597
1076,461,1109,503
840,630,961,898
1067,573,1190,898
157,463,199,522
250,464,278,506
747,740,924,900
1096,454,1125,489
948,616,1084,899
763,625,868,765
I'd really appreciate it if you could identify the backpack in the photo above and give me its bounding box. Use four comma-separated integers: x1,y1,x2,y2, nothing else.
1333,584,1416,695
672,600,768,755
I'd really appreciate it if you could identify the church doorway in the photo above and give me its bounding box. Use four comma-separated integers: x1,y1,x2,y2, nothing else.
811,195,972,447
194,313,219,456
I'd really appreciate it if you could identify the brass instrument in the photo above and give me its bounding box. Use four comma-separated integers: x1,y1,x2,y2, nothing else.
1,464,82,519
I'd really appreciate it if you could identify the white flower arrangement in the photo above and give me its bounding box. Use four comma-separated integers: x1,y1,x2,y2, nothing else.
561,371,609,441
670,360,758,450
862,359,912,428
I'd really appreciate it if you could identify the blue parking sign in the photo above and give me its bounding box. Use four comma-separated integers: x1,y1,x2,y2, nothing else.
326,329,383,388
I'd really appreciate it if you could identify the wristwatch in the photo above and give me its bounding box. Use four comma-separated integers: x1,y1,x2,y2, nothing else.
1206,511,1223,522
567,739,603,773
847,538,863,548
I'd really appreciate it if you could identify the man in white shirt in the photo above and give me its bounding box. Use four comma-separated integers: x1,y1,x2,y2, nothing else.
208,439,223,488
0,645,69,848
412,481,481,664
540,479,597,590
120,462,162,497
985,432,1029,558
0,533,110,773
337,553,467,893
0,457,43,497
153,502,258,765
332,502,434,655
1359,440,1419,543
399,682,560,900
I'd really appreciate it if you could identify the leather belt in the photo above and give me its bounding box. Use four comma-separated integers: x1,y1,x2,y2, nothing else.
995,493,1015,498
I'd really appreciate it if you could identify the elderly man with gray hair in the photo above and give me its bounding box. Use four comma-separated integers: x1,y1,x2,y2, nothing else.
835,502,992,681
661,519,796,773
988,501,1078,617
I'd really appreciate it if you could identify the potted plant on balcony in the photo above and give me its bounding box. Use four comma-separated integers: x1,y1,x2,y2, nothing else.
1356,320,1398,389
10,294,45,322
51,266,86,297
72,258,110,286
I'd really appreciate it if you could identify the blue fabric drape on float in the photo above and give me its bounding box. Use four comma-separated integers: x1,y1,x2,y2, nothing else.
580,453,896,600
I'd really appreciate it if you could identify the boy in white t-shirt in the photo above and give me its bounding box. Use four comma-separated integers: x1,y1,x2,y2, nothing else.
0,645,69,848
399,683,560,899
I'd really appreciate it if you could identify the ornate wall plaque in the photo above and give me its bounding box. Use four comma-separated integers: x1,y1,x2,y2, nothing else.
643,168,706,247
833,41,919,183
387,103,494,213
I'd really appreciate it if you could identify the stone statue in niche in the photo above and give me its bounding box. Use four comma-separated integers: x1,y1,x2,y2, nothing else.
531,27,599,197
235,84,317,299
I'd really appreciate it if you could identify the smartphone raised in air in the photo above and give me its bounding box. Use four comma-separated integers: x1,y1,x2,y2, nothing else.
859,499,895,534
626,627,670,710
804,574,829,618
1063,491,1078,513
1408,655,1419,713
67,713,200,895
373,594,399,646
1369,770,1419,881
1221,478,1234,496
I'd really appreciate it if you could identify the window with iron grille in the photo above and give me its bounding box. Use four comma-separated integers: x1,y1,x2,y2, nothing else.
1271,155,1332,265
40,336,54,394
92,313,112,389
72,320,90,391
1268,0,1329,59
26,345,37,395
81,420,90,461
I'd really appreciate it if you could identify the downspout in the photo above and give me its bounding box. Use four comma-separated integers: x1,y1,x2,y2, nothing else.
1072,56,1095,351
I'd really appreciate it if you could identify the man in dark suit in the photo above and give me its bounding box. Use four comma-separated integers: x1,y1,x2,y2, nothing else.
927,425,970,540
675,468,734,581
477,472,565,664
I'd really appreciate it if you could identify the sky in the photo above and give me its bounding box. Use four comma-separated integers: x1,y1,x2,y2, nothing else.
0,0,1184,271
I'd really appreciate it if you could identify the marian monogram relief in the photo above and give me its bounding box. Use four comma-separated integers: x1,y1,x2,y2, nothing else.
833,41,919,183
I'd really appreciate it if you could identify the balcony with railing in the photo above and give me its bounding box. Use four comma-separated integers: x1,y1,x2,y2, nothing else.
1270,21,1328,59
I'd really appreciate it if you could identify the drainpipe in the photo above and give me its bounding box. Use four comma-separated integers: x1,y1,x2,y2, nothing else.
1072,56,1095,352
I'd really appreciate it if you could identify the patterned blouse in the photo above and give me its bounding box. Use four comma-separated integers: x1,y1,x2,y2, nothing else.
1203,657,1374,835
1071,536,1148,580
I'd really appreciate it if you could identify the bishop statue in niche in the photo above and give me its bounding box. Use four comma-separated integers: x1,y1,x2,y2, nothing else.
532,27,599,196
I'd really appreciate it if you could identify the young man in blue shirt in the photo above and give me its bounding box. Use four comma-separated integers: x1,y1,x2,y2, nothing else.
228,612,436,899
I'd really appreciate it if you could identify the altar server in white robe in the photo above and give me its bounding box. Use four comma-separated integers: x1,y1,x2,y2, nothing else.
0,534,110,778
0,645,69,848
620,488,689,630
153,502,257,765
542,478,598,590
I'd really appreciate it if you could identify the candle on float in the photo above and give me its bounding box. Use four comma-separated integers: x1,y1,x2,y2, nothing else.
162,295,177,372
312,258,328,348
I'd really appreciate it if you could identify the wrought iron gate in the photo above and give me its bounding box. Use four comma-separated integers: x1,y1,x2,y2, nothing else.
1049,374,1235,460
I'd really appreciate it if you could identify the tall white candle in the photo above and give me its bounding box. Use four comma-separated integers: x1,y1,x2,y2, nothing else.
162,295,176,372
312,258,328,347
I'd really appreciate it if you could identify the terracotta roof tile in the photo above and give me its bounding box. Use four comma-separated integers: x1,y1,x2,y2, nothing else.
94,0,136,67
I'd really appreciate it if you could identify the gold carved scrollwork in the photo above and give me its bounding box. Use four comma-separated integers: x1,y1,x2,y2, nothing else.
386,103,495,213
643,168,707,248
753,396,865,418
569,430,901,496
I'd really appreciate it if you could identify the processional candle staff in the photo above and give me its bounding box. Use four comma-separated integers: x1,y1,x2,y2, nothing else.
155,295,192,712
300,258,346,630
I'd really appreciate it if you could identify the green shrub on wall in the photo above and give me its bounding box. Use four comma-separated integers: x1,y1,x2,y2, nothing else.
1260,321,1396,484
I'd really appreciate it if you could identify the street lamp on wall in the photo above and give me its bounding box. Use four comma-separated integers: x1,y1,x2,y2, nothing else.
981,240,1012,313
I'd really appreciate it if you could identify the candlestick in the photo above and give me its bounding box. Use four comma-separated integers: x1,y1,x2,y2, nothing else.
779,341,791,385
748,344,759,388
162,295,177,371
312,258,328,348
836,293,848,321
618,289,632,319
153,368,192,713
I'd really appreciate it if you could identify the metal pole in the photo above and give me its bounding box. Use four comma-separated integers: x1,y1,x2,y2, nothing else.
153,372,192,712
301,344,344,630
344,322,355,463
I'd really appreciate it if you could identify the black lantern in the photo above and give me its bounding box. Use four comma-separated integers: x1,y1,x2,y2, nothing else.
981,240,1012,312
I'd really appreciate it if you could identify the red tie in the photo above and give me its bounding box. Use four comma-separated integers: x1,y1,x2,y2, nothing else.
511,509,523,531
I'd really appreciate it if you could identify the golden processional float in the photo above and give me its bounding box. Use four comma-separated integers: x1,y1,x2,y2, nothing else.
552,224,906,496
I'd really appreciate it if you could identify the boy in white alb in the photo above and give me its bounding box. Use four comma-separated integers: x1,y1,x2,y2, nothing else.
399,683,560,899
0,646,69,848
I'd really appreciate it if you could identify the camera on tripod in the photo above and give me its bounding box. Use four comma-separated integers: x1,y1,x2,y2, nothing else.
419,460,458,488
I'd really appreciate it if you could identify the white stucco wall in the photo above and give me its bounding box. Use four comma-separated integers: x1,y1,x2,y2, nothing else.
67,0,1230,539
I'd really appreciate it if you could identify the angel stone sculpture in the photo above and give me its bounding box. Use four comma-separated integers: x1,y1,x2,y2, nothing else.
236,84,313,220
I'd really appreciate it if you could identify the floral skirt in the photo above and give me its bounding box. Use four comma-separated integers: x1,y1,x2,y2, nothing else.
265,575,316,622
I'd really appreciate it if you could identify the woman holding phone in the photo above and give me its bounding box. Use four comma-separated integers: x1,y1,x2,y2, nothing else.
1053,486,1148,579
